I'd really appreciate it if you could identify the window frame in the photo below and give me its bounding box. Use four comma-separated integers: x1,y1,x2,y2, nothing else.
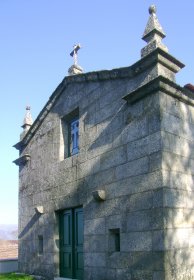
61,108,79,158
68,117,79,156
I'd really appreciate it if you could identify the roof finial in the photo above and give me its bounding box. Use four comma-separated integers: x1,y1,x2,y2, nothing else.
141,4,168,57
20,106,33,140
149,4,156,15
23,106,33,127
68,43,84,76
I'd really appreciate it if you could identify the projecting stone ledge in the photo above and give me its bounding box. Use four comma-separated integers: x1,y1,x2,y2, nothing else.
13,154,30,166
123,75,194,106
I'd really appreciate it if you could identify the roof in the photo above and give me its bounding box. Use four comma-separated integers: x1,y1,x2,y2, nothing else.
0,240,18,260
184,83,194,93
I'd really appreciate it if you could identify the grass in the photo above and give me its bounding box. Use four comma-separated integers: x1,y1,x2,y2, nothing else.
0,273,34,280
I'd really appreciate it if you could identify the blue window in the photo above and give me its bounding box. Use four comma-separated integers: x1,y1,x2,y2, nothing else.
69,118,79,155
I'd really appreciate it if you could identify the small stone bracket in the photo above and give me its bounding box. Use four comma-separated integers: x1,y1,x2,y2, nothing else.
35,206,44,214
92,190,106,202
13,154,31,166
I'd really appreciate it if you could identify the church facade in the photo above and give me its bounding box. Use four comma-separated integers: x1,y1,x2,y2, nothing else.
14,6,194,280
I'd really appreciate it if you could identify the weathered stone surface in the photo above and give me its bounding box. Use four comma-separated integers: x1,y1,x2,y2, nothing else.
84,218,105,235
84,234,106,252
14,6,194,280
121,232,152,252
85,253,106,267
115,156,149,180
127,131,161,161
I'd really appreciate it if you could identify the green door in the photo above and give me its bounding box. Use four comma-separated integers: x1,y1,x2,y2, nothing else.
60,207,84,279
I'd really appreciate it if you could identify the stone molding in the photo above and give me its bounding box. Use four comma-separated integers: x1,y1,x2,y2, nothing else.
123,75,194,106
13,154,30,166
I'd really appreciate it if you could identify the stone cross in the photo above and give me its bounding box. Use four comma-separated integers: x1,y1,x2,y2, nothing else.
70,44,81,65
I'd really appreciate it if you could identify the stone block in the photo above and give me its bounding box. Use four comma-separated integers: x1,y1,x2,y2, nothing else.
161,111,194,142
115,156,149,181
84,267,107,280
77,156,100,179
99,81,124,109
102,197,131,217
162,151,194,175
127,132,161,162
104,170,163,201
121,232,152,252
152,230,165,251
123,99,144,124
84,218,105,235
153,271,165,280
153,189,163,208
84,234,106,252
163,208,187,228
149,151,162,172
107,252,132,269
100,145,127,170
166,170,194,191
165,228,189,249
131,270,152,280
84,198,105,219
129,191,153,211
58,157,72,169
122,118,148,145
87,132,113,159
163,188,190,208
95,100,124,125
148,110,161,134
151,208,164,230
97,113,123,136
106,215,122,233
84,253,106,267
161,131,194,159
85,167,116,189
80,126,97,147
111,128,124,149
127,211,152,232
106,268,132,280
164,248,194,272
132,251,164,271
165,94,190,122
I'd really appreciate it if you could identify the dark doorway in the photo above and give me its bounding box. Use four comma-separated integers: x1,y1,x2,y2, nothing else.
60,207,83,279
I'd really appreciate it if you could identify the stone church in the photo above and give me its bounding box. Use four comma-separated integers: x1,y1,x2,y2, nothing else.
14,5,194,280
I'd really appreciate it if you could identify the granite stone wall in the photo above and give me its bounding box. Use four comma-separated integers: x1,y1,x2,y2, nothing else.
17,70,166,279
17,62,194,280
15,4,194,280
160,94,194,280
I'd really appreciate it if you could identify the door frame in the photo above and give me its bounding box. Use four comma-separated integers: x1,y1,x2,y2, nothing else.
59,206,84,280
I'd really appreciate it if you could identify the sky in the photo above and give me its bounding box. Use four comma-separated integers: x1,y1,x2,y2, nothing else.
0,0,194,225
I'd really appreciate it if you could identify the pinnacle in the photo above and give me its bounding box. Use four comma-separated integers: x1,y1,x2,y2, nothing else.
23,106,33,128
141,5,168,57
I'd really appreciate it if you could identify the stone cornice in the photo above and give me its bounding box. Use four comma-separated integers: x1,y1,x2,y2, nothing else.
123,75,194,106
13,154,31,166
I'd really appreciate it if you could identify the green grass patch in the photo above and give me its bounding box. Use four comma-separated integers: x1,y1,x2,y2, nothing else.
0,273,34,280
